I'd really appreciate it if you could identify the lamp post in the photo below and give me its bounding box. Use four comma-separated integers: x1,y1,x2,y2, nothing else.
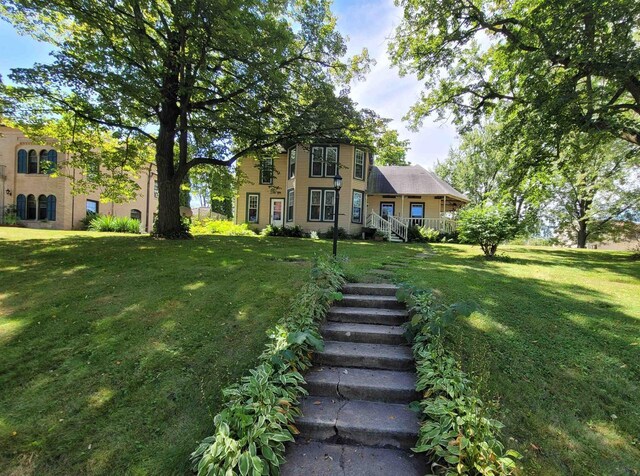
332,174,342,257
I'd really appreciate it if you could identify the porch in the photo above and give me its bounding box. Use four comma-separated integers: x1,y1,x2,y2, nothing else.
366,212,458,242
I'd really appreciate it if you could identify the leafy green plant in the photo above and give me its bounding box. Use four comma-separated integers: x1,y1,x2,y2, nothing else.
408,225,441,243
457,204,517,257
399,286,521,475
1,205,19,225
261,225,305,238
191,256,345,475
191,219,257,236
88,214,141,233
321,226,349,240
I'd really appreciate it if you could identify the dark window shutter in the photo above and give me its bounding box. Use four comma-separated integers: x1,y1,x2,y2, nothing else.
16,194,26,219
47,195,57,221
17,150,27,173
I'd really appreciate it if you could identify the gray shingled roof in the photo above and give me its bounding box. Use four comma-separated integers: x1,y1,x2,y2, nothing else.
367,165,469,202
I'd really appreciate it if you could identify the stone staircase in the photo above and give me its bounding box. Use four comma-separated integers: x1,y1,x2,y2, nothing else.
281,283,424,475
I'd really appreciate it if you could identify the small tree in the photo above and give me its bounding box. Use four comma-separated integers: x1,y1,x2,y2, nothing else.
458,204,517,257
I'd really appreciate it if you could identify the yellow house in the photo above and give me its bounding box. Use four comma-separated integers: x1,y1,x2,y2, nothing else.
0,125,159,231
235,141,468,241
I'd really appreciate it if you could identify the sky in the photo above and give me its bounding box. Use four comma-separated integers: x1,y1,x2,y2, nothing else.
0,0,458,170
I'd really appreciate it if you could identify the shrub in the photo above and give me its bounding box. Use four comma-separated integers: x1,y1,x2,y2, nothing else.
1,205,18,225
191,218,257,236
88,214,141,234
191,257,345,475
398,285,520,475
458,204,517,257
261,225,305,238
321,226,349,240
408,225,441,243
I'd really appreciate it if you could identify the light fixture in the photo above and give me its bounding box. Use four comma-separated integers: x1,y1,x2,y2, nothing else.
332,174,342,257
5,189,11,197
333,174,342,191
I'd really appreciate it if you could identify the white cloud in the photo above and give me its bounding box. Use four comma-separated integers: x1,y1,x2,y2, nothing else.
333,0,459,169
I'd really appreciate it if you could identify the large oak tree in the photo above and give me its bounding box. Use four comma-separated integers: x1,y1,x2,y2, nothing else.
1,0,369,237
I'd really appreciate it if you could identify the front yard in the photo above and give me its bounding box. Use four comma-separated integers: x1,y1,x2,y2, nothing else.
1,228,638,474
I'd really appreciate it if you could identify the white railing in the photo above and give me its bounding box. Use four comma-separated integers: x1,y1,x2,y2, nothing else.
388,214,408,242
367,211,409,242
399,217,458,233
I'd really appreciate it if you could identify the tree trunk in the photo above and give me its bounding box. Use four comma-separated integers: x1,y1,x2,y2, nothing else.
577,220,588,248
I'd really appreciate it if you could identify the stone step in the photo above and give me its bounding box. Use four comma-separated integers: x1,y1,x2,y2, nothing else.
305,366,419,403
327,307,408,326
296,397,419,449
314,341,414,371
321,321,406,345
342,283,398,296
338,294,405,310
281,441,425,476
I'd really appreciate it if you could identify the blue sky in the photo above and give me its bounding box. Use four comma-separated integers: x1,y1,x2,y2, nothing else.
0,0,457,169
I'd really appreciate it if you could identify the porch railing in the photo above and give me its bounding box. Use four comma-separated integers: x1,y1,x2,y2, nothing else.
388,214,408,242
399,217,458,233
367,211,409,242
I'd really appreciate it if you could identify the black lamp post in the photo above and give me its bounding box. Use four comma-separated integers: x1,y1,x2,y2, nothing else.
332,174,342,257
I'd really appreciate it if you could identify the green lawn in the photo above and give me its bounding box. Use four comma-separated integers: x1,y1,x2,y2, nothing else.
0,228,416,475
1,229,638,475
396,245,640,475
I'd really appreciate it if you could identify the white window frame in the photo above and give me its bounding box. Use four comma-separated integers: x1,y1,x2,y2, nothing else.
309,189,322,221
354,149,365,180
247,194,259,223
323,189,336,222
287,188,294,222
352,190,363,224
324,147,338,177
288,147,296,179
310,147,324,177
259,158,274,185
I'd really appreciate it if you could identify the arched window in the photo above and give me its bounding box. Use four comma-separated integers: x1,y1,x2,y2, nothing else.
16,194,26,219
130,209,142,221
28,150,38,174
47,149,58,172
17,150,27,173
26,194,37,220
39,150,48,174
38,195,48,220
47,195,57,221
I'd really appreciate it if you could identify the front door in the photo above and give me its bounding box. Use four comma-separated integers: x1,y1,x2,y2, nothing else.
270,199,285,227
380,202,395,219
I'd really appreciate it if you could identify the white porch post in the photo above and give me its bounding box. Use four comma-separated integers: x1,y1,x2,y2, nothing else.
401,195,405,218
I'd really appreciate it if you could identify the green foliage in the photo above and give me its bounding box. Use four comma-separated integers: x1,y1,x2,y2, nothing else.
321,226,349,240
1,205,19,226
260,225,305,238
390,0,640,150
408,225,440,243
458,205,518,257
190,219,257,237
191,257,345,476
374,129,411,166
88,214,141,234
399,286,520,475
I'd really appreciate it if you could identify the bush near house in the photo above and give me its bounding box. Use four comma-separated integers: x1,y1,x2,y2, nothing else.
260,224,305,238
457,204,517,257
190,218,257,236
88,215,141,234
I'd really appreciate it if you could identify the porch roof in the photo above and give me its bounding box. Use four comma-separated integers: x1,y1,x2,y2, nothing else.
367,165,469,202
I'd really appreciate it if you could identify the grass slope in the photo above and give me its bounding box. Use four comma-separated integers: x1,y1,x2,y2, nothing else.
397,244,640,475
0,228,416,475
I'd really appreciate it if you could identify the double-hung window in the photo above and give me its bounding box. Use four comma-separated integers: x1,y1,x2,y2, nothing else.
352,190,363,223
286,189,294,222
310,147,324,177
247,194,259,223
259,158,273,185
354,149,365,180
325,147,338,176
310,145,338,177
309,189,322,221
323,190,336,221
288,147,296,179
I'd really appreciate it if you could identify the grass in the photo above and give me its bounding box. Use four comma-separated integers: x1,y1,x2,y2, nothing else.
0,228,416,475
395,244,640,475
1,229,638,475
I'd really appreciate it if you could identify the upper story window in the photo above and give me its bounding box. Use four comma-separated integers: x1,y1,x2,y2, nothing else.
288,147,296,179
354,149,365,180
310,145,339,178
28,150,38,174
259,158,273,185
17,150,27,173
